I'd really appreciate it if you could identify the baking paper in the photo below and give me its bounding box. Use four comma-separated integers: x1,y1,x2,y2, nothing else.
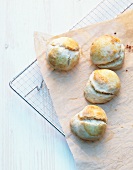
34,10,133,170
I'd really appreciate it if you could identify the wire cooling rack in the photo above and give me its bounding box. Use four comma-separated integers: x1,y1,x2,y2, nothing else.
9,0,133,136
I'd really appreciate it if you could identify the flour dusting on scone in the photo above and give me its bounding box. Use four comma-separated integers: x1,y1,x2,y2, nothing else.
46,37,80,71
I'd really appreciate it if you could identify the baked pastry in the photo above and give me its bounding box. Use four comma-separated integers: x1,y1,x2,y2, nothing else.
84,69,121,104
90,35,125,70
70,105,107,141
46,37,80,71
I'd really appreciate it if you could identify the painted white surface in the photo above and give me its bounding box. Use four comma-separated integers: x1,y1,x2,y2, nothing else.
0,0,100,170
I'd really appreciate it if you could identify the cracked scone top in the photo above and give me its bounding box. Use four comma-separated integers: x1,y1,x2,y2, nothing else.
46,37,80,71
84,69,121,104
70,105,107,141
90,35,125,70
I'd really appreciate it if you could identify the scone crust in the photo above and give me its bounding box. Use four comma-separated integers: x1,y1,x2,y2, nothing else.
50,37,79,51
48,48,79,70
47,37,80,71
84,80,114,104
97,50,125,70
90,69,121,94
90,35,124,65
70,105,107,141
78,105,107,123
83,121,106,137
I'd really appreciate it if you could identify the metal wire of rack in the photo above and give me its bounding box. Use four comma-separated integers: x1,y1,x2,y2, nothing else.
71,0,133,30
9,0,133,136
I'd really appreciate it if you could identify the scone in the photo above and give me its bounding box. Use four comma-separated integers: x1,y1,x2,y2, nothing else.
46,37,80,71
70,105,107,141
84,69,121,104
90,35,125,70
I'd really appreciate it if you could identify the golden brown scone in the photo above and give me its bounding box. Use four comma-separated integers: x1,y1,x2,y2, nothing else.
78,105,107,122
84,69,121,104
70,105,107,141
90,35,125,70
50,37,79,51
46,37,80,71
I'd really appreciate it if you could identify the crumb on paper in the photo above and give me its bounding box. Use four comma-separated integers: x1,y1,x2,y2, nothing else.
69,98,78,100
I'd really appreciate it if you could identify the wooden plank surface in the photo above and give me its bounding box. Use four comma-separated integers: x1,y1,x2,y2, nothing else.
0,0,99,170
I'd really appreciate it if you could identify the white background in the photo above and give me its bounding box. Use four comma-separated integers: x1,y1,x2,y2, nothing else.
0,0,104,170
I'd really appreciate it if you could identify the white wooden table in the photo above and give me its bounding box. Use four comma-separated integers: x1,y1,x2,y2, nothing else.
0,0,100,169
